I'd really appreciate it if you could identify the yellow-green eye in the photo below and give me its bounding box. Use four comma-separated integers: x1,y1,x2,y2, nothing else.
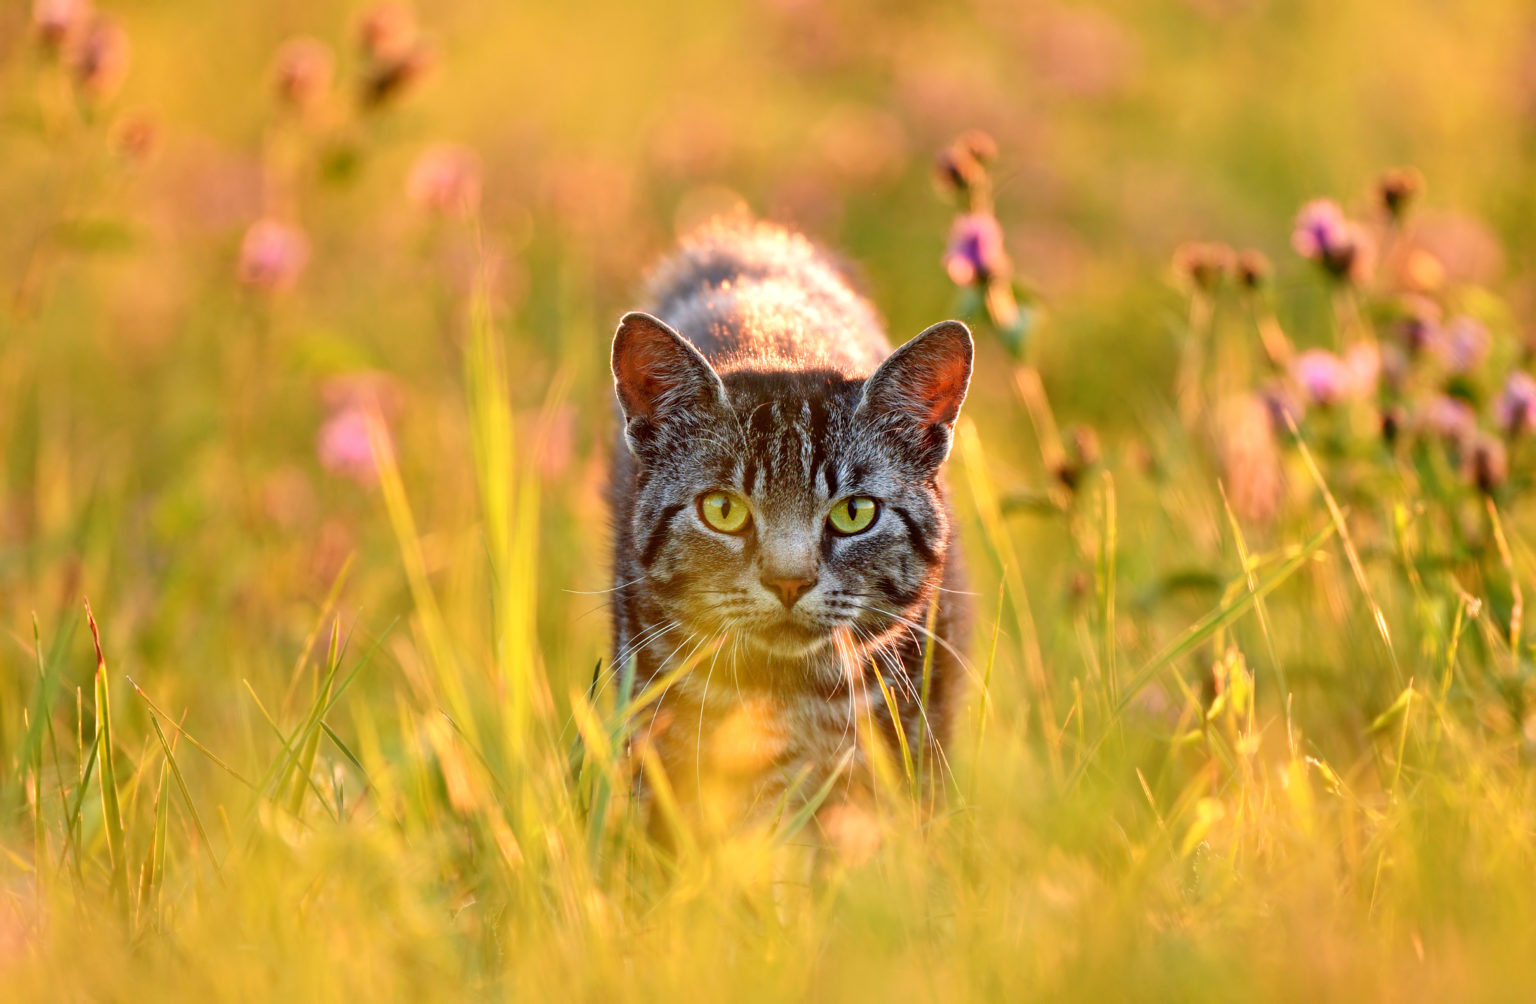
828,496,879,535
698,490,752,534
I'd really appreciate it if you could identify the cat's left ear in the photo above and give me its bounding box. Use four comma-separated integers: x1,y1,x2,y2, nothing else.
612,311,729,458
855,320,973,466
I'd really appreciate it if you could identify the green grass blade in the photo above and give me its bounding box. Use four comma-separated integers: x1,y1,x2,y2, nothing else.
86,600,128,919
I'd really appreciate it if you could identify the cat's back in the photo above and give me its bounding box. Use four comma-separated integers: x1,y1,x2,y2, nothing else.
645,220,890,376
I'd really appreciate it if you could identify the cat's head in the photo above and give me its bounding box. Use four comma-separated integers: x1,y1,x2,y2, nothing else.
612,312,972,675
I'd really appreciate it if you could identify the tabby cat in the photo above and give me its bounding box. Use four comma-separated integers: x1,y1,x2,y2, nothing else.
608,220,972,837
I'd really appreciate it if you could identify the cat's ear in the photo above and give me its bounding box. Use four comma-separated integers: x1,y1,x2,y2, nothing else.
612,312,728,455
856,320,973,466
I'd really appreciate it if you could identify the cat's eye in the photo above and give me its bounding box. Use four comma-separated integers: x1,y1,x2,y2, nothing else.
827,496,879,535
698,490,752,534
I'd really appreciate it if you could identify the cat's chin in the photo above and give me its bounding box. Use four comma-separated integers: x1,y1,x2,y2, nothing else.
742,623,833,660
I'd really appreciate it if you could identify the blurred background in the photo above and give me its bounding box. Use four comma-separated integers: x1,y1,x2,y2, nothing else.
3,0,1536,802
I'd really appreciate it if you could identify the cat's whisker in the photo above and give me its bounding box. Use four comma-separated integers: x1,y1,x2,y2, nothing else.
564,574,649,596
846,597,977,682
848,620,957,788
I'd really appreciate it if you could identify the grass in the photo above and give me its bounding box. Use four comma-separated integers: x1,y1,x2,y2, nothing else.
6,0,1536,999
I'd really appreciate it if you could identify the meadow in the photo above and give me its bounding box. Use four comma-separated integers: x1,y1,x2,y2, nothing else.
5,0,1536,999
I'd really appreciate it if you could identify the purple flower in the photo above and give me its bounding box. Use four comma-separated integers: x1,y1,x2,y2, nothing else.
1292,348,1352,407
1497,371,1536,436
317,407,382,482
1436,316,1490,373
1292,200,1348,258
1393,294,1442,355
943,212,1009,287
1291,199,1374,283
238,219,310,293
1423,395,1476,444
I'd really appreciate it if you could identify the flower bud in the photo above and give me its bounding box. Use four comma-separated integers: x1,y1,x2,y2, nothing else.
272,37,334,113
1236,249,1271,291
1468,434,1508,494
1172,241,1234,294
67,14,130,104
32,0,90,53
1377,166,1424,222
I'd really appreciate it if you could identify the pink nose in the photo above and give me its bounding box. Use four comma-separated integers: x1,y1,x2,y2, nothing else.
762,575,817,608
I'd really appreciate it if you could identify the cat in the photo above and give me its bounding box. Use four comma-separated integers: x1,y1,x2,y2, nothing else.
607,219,972,841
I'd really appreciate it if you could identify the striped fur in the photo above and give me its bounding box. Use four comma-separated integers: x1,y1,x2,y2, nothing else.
608,221,972,835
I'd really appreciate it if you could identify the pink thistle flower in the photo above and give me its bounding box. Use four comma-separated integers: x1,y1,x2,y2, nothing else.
1292,199,1374,283
1496,371,1536,437
272,37,334,112
357,3,418,64
32,0,90,52
407,144,482,217
356,3,431,108
317,407,384,483
1171,241,1234,294
1436,316,1490,374
1393,294,1441,355
1292,348,1352,407
67,14,130,103
237,219,310,293
1423,395,1476,444
1292,200,1347,258
943,212,1009,287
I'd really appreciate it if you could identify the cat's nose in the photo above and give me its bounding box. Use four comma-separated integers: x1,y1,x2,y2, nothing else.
761,574,817,608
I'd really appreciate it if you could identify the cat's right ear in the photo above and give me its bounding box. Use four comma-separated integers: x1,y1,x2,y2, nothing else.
612,312,728,457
